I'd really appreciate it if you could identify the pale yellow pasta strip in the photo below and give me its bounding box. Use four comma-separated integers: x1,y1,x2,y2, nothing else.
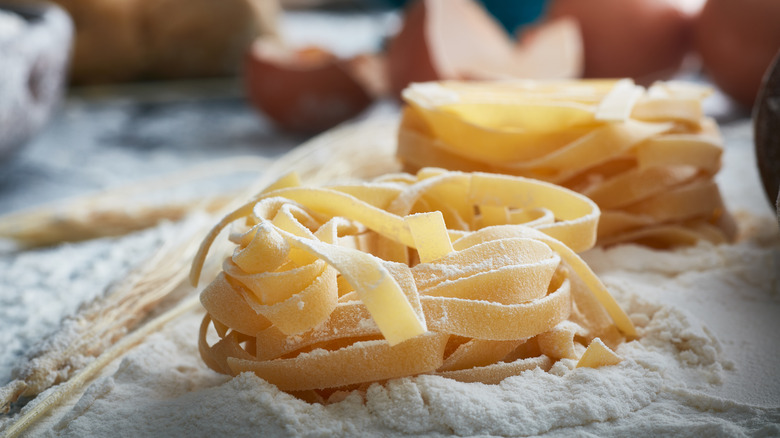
439,102,596,134
631,97,703,125
452,226,636,338
597,221,726,248
239,265,338,336
226,333,449,392
224,258,325,305
536,321,586,360
199,316,227,373
419,263,557,304
422,278,571,340
502,120,672,182
412,237,554,289
595,79,644,122
479,205,509,227
468,173,600,253
231,221,290,274
405,211,454,263
576,338,622,368
623,179,721,223
583,165,699,209
277,229,426,346
397,120,499,174
436,355,552,384
253,302,379,361
328,184,404,209
269,187,415,247
200,273,271,336
190,172,303,286
509,208,555,228
636,135,722,175
413,238,558,305
438,339,525,372
191,203,256,286
597,211,654,240
406,103,594,164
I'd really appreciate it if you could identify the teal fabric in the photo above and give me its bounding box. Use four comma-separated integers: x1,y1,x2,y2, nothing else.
382,0,549,34
480,0,548,33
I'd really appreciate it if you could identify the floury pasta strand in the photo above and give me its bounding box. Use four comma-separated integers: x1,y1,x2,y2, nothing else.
398,79,737,248
190,168,636,396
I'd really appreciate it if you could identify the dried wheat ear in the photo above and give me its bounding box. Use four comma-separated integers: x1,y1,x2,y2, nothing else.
0,118,400,437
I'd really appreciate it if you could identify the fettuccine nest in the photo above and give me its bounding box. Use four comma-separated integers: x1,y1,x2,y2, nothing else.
398,79,736,248
192,168,635,399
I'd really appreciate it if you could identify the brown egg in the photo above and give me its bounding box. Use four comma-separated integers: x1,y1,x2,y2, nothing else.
386,0,583,98
547,0,694,84
695,0,780,108
245,39,375,134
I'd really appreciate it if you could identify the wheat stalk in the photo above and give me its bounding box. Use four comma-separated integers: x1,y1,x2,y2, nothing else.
1,294,203,438
0,157,272,249
0,115,399,437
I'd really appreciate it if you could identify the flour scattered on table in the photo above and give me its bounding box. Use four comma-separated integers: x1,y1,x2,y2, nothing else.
23,213,778,437
6,122,780,437
0,225,172,385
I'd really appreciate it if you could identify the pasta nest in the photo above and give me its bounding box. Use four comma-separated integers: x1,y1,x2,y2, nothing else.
191,168,635,396
398,80,736,248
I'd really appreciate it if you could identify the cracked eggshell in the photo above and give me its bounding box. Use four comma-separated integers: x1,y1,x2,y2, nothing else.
245,39,374,134
385,0,583,98
385,0,515,98
502,17,584,80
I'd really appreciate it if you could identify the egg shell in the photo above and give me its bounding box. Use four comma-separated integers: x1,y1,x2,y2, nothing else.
245,41,374,134
386,0,583,98
385,0,514,98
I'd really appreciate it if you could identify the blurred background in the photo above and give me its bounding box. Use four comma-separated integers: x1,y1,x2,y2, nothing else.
1,0,778,215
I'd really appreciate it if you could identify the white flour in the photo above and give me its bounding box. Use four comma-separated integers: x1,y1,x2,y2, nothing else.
26,229,780,437
0,226,171,385
4,122,780,436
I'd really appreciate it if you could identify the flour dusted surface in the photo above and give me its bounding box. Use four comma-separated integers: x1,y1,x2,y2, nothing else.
0,226,172,385
11,121,780,436
38,219,780,436
38,238,780,437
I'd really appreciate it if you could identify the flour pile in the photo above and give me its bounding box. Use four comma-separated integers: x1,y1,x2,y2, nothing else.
5,122,780,437
27,229,779,437
0,226,170,385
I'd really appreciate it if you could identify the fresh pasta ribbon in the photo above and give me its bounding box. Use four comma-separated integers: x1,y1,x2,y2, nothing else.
192,168,634,394
398,79,737,248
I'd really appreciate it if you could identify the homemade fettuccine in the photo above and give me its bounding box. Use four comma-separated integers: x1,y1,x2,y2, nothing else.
191,169,635,397
398,80,736,248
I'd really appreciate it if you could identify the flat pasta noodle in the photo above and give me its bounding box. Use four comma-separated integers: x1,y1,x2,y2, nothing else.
576,338,623,368
436,355,553,385
192,168,635,395
398,79,736,248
